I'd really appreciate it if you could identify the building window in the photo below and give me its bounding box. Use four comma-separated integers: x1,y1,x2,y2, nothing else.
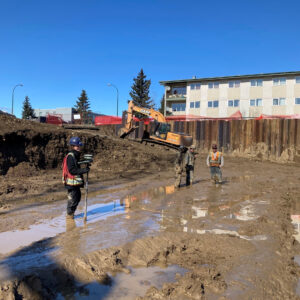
296,77,300,84
230,100,239,107
191,83,201,90
190,102,195,108
229,80,240,88
171,86,186,95
234,100,240,107
296,98,300,105
273,98,285,105
195,101,200,108
208,100,219,108
250,99,262,106
273,77,286,86
172,103,186,111
208,82,219,89
228,99,240,107
256,99,262,106
250,79,263,87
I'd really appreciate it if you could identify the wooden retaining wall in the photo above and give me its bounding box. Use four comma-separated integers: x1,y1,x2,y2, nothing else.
98,119,300,162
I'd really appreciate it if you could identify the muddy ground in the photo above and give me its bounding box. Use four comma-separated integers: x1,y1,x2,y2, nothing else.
1,115,300,299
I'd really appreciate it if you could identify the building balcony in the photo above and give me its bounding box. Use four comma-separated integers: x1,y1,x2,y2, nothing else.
166,94,186,101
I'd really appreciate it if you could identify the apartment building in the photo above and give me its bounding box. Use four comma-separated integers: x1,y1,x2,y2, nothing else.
160,71,300,118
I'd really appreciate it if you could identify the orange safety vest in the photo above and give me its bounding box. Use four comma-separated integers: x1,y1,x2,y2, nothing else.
62,153,84,186
209,151,222,167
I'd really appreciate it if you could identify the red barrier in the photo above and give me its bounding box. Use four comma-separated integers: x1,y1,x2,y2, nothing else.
95,116,153,125
95,116,122,125
46,114,64,125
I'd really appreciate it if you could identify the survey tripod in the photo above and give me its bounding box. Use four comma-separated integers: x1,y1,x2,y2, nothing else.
78,154,93,222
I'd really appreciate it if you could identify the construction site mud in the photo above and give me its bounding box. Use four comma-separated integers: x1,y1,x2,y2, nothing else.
1,115,300,299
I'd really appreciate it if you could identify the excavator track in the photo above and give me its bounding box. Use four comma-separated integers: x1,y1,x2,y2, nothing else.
141,138,180,150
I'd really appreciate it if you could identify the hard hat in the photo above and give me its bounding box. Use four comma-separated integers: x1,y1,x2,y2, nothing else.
212,144,217,149
69,136,83,147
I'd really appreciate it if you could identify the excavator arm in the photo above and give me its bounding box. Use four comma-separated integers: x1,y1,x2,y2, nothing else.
120,100,166,138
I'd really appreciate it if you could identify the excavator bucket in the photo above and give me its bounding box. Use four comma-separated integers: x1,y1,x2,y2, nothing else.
119,126,138,139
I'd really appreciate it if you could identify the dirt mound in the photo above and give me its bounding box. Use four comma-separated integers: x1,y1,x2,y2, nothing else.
6,162,39,177
0,114,64,135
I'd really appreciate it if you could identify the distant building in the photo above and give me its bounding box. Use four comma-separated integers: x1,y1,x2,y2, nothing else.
160,71,300,118
33,107,102,123
34,107,75,123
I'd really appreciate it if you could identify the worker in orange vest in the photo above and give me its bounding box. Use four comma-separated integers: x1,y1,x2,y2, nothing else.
62,137,90,218
207,144,224,184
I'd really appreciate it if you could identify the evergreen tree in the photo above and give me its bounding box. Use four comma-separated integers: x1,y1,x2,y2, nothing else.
129,69,154,117
22,96,35,119
75,90,91,124
158,94,165,114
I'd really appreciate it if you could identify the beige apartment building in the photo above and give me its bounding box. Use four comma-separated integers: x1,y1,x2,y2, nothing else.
160,71,300,118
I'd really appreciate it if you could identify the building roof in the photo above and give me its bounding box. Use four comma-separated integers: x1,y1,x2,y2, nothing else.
159,71,300,85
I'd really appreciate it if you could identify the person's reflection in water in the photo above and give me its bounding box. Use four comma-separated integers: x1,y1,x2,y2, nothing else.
63,216,81,257
66,216,76,232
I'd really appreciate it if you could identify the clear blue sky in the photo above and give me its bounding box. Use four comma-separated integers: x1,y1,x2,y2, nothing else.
1,0,300,118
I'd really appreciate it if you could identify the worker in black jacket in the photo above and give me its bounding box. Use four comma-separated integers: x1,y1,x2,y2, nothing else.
62,137,89,218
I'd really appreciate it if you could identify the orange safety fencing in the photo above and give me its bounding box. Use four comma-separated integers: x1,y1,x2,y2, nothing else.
256,114,300,120
166,110,243,121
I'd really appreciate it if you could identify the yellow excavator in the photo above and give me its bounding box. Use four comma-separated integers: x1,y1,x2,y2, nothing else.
119,100,193,149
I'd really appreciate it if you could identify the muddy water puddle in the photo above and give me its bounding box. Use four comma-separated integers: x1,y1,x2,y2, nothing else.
294,256,300,296
0,200,125,254
56,265,186,300
291,200,300,296
0,181,269,256
0,179,272,287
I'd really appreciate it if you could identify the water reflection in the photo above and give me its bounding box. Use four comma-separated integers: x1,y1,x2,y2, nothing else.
290,200,300,243
55,265,186,300
120,185,175,218
225,204,259,221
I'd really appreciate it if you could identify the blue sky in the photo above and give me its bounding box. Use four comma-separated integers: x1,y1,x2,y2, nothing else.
1,0,300,117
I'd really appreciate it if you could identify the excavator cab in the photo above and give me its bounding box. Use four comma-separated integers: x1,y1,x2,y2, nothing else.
153,122,170,140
